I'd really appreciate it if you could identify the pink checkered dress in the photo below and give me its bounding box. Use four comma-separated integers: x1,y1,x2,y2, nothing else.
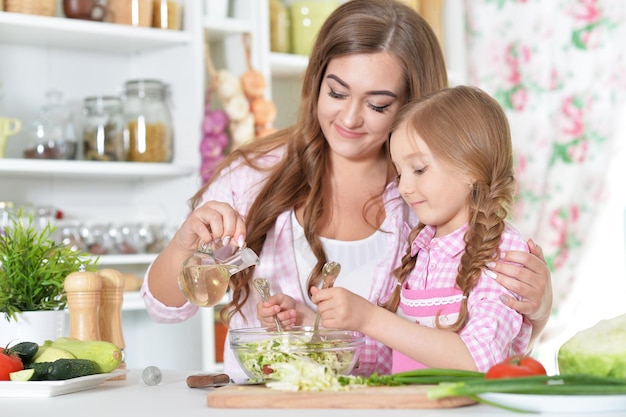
392,223,532,373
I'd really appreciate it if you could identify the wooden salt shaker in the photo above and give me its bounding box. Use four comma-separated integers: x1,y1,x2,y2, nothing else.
64,266,102,341
98,268,127,379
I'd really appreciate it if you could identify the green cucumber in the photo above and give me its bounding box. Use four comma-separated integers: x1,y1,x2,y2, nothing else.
9,369,36,381
28,359,97,380
6,342,40,365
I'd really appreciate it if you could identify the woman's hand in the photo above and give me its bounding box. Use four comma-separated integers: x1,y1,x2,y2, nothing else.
174,200,248,254
488,239,553,347
146,200,247,308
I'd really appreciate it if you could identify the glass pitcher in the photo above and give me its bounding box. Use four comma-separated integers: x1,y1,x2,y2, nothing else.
178,243,259,307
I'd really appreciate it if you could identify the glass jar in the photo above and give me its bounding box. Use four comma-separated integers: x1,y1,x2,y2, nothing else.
82,96,125,161
106,0,153,27
122,79,174,163
270,0,291,53
152,0,182,30
23,90,77,160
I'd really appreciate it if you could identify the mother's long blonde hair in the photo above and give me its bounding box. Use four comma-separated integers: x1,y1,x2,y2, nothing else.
191,0,448,324
382,86,516,332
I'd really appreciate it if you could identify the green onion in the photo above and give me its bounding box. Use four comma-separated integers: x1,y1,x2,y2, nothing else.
340,368,486,386
428,374,626,399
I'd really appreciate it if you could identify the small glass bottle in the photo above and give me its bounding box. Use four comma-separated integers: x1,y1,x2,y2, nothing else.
178,244,260,307
122,79,174,163
82,96,125,161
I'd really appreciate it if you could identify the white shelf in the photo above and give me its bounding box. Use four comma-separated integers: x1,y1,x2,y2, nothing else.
203,16,252,39
122,291,146,311
96,254,158,265
270,52,308,78
0,159,196,180
0,12,193,53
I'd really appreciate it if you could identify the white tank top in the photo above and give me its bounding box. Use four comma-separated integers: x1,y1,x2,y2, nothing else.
290,211,387,309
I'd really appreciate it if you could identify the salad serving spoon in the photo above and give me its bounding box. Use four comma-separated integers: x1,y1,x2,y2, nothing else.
253,278,283,332
312,261,341,341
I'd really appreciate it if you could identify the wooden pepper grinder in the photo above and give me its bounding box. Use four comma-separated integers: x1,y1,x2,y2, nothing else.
98,268,127,379
64,266,102,341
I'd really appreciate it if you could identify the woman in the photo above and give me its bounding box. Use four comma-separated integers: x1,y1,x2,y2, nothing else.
142,0,552,381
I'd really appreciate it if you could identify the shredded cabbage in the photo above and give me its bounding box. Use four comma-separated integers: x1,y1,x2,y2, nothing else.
265,361,361,392
235,333,357,382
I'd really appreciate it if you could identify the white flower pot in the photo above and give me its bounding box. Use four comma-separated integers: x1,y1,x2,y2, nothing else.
0,310,66,346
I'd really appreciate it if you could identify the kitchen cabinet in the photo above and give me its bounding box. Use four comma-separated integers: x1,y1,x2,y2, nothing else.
0,3,206,371
0,0,306,372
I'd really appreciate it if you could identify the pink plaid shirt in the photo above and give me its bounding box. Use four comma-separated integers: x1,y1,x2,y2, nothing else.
141,147,413,381
393,223,532,373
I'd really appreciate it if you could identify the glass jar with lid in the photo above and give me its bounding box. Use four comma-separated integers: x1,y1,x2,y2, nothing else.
82,96,125,161
122,79,174,163
152,0,183,30
106,0,153,27
23,90,77,160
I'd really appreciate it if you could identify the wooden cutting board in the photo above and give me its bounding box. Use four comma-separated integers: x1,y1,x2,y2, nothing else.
206,384,476,409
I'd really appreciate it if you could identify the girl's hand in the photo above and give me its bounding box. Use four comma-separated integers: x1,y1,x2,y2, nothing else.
256,293,297,329
174,200,248,253
489,239,553,325
311,287,374,332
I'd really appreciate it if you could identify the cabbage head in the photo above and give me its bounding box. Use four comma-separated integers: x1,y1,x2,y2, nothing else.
557,313,626,378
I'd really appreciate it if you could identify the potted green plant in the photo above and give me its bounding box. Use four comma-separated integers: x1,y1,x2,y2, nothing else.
0,209,98,344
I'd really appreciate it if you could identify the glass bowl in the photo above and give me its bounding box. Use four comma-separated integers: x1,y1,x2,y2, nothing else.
230,326,364,381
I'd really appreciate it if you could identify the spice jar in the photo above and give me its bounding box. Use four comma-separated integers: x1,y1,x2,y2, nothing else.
82,96,125,161
122,79,174,163
152,0,183,30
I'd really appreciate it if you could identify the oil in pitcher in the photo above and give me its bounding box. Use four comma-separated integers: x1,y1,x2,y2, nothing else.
178,243,259,307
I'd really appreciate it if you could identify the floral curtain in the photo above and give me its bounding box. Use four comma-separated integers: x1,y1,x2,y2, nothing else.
463,0,626,340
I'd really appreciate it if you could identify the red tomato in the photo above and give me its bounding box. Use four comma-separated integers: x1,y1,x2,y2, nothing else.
0,347,24,381
485,355,547,379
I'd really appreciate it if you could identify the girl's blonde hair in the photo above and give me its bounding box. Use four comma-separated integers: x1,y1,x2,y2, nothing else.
382,86,516,333
191,0,448,324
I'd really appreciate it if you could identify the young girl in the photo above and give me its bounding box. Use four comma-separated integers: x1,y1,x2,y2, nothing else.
311,85,532,372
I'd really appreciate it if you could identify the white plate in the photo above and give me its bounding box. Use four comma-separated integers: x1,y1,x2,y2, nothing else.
478,392,626,413
0,369,128,398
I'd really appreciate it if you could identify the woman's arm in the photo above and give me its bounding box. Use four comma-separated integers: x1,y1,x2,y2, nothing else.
488,239,553,350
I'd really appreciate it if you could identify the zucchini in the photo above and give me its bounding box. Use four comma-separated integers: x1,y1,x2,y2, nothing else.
6,342,39,365
28,359,97,380
47,338,122,373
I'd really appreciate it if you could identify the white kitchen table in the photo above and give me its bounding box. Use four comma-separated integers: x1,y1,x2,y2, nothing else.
1,369,624,417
